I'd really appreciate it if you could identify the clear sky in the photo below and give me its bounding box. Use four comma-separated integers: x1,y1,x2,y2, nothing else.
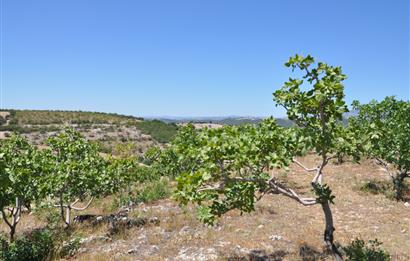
1,0,409,117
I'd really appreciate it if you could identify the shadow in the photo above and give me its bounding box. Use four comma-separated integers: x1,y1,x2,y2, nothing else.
299,244,330,261
227,249,288,261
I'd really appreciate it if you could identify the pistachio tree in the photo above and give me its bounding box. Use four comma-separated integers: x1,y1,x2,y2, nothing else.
171,55,354,261
0,134,43,241
43,128,108,226
273,54,358,260
350,97,410,200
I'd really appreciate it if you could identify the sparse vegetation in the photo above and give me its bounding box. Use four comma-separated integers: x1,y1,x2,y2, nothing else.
343,238,391,261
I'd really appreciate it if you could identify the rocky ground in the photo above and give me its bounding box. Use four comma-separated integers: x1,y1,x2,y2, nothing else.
0,123,157,156
2,155,409,261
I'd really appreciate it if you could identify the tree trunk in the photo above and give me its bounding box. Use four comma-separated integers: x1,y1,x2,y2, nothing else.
65,206,71,226
321,202,343,261
9,226,16,242
2,198,22,242
393,172,408,201
59,196,65,225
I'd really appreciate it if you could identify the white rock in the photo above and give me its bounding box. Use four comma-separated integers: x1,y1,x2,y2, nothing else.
176,247,218,260
269,235,282,241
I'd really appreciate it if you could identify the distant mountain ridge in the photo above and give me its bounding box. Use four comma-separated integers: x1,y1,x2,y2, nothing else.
151,116,295,127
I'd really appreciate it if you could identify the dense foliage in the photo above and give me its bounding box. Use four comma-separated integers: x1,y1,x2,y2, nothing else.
0,229,54,261
42,129,110,226
350,97,410,200
0,134,44,240
173,118,294,224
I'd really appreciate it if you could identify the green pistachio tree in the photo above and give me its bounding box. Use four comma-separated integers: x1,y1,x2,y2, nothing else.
171,55,355,261
43,128,108,226
273,54,357,260
0,134,43,241
350,97,410,200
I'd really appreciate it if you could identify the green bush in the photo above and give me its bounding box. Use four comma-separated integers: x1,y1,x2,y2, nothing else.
133,166,161,183
136,120,178,143
134,178,170,203
343,238,390,261
0,229,54,261
117,178,171,207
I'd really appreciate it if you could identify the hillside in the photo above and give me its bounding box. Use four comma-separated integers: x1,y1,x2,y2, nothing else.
0,110,179,155
2,155,409,260
157,116,295,127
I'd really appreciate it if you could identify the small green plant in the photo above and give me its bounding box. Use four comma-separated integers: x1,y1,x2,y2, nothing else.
133,178,170,203
0,229,54,261
343,238,390,261
34,204,62,230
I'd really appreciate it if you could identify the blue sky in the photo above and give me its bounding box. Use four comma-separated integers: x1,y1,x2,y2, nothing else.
1,0,409,117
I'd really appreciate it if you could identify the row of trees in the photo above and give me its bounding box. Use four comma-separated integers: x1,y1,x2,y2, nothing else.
0,129,144,241
158,55,409,261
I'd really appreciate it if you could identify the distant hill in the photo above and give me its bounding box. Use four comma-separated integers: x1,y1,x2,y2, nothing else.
155,116,295,127
1,109,142,125
0,110,179,155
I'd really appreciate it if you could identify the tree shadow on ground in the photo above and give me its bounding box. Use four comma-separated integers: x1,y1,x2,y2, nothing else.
299,244,331,261
226,249,288,261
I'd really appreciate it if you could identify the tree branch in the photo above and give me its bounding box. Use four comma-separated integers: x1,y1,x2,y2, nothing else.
70,197,94,211
268,180,317,206
1,209,13,230
375,157,394,178
293,158,317,172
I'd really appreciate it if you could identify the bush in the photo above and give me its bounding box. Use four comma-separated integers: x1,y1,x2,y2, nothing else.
134,178,170,203
117,178,171,207
136,120,178,143
0,229,54,261
343,238,390,261
133,166,161,183
0,117,6,125
59,236,82,258
360,180,404,200
360,180,391,194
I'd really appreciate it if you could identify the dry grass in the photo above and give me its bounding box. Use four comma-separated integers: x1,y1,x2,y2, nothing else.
1,155,409,260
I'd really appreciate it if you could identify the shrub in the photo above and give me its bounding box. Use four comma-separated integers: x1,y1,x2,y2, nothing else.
0,117,6,125
136,120,178,143
360,180,410,200
360,180,395,199
343,238,390,261
0,229,54,261
59,236,82,258
117,178,171,207
134,178,170,203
